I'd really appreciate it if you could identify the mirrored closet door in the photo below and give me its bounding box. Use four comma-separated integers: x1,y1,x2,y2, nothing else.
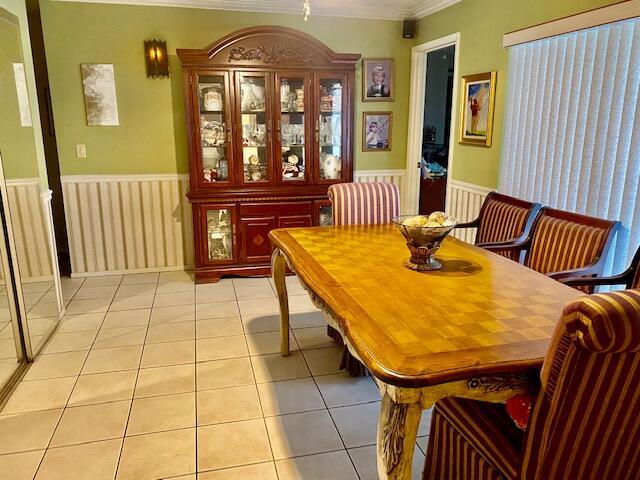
0,7,63,397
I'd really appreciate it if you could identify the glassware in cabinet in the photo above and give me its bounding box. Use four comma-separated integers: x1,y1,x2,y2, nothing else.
196,73,233,185
277,75,309,182
204,206,236,263
315,75,346,182
237,73,271,184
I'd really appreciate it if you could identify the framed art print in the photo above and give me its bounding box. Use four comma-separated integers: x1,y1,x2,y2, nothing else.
81,64,120,126
459,71,496,146
362,112,392,152
362,58,394,102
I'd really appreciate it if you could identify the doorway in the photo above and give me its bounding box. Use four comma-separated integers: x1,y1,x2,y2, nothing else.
404,33,460,215
419,46,455,214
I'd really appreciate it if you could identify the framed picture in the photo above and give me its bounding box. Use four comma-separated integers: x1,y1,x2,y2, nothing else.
81,64,119,126
362,112,392,152
458,71,496,146
362,58,394,102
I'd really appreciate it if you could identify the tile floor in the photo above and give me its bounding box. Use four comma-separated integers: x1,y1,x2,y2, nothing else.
0,271,430,479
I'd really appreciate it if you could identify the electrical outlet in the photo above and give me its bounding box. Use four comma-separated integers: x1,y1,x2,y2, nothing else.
76,144,87,158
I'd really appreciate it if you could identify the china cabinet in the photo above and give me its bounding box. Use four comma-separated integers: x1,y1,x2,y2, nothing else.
178,26,359,282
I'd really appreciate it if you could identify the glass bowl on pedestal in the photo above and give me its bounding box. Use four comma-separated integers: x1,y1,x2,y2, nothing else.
393,213,457,271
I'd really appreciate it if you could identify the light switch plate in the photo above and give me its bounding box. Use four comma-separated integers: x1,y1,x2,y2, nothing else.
76,144,86,158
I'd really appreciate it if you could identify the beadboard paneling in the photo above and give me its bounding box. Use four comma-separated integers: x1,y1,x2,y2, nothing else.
61,171,406,276
354,169,405,188
5,179,53,280
446,180,493,244
61,174,194,275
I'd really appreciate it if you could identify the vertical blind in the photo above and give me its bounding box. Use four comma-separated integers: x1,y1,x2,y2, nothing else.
499,17,640,277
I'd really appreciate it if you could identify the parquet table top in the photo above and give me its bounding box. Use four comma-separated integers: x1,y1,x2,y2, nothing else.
270,224,584,387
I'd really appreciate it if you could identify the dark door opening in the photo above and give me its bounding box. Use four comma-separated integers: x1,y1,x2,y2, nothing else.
419,45,455,215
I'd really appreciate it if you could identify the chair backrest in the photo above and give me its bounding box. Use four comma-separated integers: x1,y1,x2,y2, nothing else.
475,192,541,245
524,207,619,276
521,289,640,479
328,182,400,226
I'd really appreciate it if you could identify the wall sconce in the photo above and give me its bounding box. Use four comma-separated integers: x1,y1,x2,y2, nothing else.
144,39,169,78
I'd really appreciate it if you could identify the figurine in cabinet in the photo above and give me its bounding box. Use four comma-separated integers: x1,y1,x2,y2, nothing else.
246,154,263,181
282,152,302,179
201,85,223,111
321,154,341,179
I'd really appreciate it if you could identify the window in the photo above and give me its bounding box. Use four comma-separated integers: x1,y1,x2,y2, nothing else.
499,18,640,276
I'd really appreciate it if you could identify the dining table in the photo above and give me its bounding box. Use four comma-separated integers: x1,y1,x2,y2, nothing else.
269,223,584,480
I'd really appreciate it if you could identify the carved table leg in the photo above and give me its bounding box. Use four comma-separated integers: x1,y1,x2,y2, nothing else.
271,248,290,356
377,392,422,480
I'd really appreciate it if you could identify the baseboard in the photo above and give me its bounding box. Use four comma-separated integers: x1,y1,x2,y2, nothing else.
70,265,192,278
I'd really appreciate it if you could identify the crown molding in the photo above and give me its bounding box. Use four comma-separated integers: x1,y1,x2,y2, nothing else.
410,0,462,18
53,0,461,21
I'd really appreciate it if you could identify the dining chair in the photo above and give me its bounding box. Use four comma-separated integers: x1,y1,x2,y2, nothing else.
456,192,542,260
326,181,400,375
493,207,620,293
423,288,640,480
561,244,640,291
327,181,400,225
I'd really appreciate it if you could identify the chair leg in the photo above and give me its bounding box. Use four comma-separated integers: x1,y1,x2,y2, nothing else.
327,325,343,345
327,326,368,376
340,346,368,377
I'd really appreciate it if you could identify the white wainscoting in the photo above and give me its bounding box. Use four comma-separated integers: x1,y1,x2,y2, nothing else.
353,169,405,187
5,179,54,281
446,180,493,244
61,174,194,276
61,170,406,276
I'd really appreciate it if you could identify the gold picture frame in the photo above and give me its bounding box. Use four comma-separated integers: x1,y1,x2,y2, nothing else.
362,58,394,102
362,111,392,152
458,71,496,147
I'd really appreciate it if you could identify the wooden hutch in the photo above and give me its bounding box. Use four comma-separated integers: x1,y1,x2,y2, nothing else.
178,27,360,282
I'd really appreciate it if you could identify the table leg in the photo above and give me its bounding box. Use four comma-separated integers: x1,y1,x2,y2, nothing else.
271,248,290,356
377,391,423,480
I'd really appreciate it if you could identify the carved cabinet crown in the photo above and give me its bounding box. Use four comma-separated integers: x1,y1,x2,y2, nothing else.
177,25,360,68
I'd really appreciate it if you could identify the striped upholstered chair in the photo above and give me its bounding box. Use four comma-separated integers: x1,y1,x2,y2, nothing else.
326,182,400,375
328,182,400,225
456,192,541,261
562,244,640,291
423,288,640,480
496,207,620,293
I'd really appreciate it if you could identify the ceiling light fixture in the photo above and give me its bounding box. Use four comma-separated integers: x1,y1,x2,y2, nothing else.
302,0,311,21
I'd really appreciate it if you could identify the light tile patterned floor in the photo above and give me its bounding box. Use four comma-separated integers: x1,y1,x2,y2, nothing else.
0,272,430,479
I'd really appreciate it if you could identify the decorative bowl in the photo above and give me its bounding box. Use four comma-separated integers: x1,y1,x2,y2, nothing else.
393,213,457,271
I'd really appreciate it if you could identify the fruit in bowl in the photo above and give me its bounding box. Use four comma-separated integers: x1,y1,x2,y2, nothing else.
393,212,457,271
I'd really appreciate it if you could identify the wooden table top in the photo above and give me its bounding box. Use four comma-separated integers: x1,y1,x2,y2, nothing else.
270,224,584,388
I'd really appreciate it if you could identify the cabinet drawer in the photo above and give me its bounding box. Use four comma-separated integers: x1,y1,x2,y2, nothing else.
240,217,276,263
278,215,312,228
240,201,312,217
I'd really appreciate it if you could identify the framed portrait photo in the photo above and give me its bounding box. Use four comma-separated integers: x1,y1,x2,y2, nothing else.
362,58,394,102
362,112,392,152
459,71,496,146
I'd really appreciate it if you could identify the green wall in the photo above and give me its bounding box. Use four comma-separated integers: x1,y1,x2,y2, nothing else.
0,12,39,178
416,0,621,188
41,0,623,186
40,0,412,175
0,0,48,184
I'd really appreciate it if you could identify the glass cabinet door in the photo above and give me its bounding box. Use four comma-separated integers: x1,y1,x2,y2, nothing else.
195,72,233,186
276,74,310,183
315,74,346,183
202,205,236,265
236,72,272,185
